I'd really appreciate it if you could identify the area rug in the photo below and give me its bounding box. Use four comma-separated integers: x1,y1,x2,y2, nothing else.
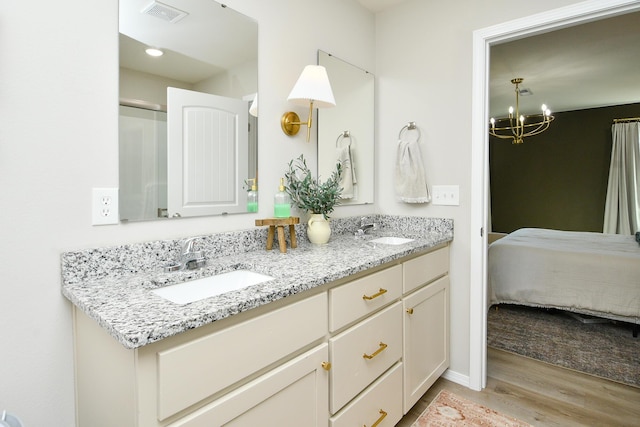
487,304,640,388
411,390,531,426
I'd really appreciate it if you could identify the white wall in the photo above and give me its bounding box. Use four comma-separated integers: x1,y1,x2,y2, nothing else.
374,0,583,382
0,1,374,425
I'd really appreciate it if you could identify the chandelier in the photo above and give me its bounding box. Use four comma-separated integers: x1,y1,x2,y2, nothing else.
489,78,554,144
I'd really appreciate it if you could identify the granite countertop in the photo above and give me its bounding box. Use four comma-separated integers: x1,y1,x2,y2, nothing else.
62,216,452,349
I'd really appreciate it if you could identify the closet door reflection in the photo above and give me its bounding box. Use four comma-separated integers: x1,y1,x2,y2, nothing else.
167,87,248,218
119,105,168,221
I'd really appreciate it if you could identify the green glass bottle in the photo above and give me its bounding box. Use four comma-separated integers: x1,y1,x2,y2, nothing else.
274,178,290,218
247,179,258,212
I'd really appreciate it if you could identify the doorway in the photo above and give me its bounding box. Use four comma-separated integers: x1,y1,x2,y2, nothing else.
469,0,640,391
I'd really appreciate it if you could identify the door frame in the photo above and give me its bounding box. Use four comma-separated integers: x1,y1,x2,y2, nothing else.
468,0,640,390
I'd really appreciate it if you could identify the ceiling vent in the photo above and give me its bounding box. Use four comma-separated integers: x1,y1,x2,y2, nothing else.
518,88,533,96
141,1,188,23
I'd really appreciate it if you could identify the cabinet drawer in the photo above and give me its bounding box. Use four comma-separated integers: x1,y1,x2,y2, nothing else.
156,293,327,420
403,246,449,294
168,344,329,427
330,363,402,427
329,302,402,413
329,265,402,332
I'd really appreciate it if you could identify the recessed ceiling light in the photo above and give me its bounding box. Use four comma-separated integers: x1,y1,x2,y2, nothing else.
145,47,164,57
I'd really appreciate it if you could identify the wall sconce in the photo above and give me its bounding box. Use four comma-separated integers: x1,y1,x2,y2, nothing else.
281,65,335,142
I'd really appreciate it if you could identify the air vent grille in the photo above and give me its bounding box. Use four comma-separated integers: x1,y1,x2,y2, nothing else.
141,1,188,23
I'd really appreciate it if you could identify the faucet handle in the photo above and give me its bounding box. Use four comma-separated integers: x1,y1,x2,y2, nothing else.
181,237,198,254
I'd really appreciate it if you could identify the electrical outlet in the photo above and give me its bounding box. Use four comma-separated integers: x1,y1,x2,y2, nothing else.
92,188,119,225
432,185,460,206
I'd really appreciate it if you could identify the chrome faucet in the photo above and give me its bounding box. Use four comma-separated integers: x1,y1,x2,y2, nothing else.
165,237,206,271
355,217,377,236
181,237,206,270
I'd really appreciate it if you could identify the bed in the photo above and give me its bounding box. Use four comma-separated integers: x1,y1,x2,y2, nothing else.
488,228,640,325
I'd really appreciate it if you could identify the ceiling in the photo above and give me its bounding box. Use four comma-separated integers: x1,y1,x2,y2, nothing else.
119,0,257,84
489,11,640,117
356,0,407,13
123,0,640,116
357,1,640,117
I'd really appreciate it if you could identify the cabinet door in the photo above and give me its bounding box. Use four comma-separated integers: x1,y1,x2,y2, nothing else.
403,276,449,413
168,344,329,427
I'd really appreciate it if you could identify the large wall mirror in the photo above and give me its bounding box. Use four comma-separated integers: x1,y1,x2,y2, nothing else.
318,51,375,205
119,0,258,221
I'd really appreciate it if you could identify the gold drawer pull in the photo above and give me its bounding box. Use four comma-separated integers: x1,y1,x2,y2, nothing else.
363,342,388,359
406,308,414,315
364,409,387,427
362,288,387,300
321,361,332,371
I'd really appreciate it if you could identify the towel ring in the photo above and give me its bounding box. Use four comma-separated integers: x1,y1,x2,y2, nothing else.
336,130,352,147
398,122,421,143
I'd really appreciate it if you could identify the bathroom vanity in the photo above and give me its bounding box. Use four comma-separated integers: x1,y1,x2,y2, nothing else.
63,215,452,426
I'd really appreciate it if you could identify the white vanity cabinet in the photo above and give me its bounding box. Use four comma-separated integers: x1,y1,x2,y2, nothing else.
72,244,450,427
402,247,450,413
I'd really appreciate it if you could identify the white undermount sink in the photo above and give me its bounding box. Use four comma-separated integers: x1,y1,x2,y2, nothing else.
152,270,274,305
369,236,414,245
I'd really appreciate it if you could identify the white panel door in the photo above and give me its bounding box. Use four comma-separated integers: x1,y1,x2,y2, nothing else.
167,87,248,218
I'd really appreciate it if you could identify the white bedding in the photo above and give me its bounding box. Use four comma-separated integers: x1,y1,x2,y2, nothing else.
488,228,640,323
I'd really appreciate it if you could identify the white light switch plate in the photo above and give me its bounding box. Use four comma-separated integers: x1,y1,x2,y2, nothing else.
92,188,119,225
432,185,460,206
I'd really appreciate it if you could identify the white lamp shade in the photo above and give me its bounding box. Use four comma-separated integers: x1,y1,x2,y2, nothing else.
249,93,258,117
287,65,336,108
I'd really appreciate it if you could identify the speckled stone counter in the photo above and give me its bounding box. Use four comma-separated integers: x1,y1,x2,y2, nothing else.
62,215,453,349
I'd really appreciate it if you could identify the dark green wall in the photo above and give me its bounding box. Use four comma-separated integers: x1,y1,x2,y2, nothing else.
489,102,640,233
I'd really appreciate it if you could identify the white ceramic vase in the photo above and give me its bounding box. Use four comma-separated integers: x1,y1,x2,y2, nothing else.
307,213,331,244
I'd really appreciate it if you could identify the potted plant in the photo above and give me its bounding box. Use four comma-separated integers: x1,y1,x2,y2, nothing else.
284,154,343,244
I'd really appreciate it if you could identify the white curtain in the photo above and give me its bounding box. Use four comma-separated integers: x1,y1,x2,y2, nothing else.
603,121,640,234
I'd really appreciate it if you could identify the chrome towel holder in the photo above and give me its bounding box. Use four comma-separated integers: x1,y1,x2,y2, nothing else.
398,121,421,142
336,130,352,147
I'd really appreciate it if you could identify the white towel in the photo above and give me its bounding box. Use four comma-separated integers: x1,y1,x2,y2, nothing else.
395,139,431,203
338,145,357,199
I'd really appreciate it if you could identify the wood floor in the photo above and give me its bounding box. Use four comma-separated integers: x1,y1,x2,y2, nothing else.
396,348,640,427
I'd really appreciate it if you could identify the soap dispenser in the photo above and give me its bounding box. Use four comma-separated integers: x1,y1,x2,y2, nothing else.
274,178,291,218
247,179,258,212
